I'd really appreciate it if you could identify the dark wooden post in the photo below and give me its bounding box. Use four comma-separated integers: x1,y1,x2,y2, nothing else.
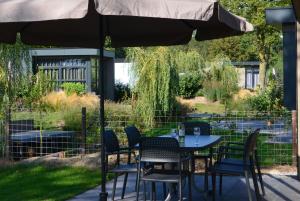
4,107,11,160
81,107,87,154
292,110,297,165
296,21,300,180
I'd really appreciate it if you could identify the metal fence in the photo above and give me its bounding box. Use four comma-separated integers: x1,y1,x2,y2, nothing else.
0,108,294,167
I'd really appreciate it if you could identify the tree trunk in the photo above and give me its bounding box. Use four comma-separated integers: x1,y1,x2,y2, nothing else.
259,52,267,89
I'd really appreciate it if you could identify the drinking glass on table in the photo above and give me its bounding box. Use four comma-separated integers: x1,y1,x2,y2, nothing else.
171,128,177,138
194,127,201,145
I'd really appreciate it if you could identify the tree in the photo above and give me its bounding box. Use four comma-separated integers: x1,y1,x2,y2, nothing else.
127,47,179,127
127,47,207,126
0,37,30,112
219,0,290,88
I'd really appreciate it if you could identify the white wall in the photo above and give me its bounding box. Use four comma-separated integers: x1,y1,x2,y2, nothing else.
114,62,132,85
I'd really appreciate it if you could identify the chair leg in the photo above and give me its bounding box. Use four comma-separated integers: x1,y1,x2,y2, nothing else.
112,174,118,201
162,164,167,198
153,182,157,201
204,158,209,192
219,175,223,195
255,158,265,195
179,180,183,201
244,171,253,201
250,165,261,201
150,182,156,201
135,172,138,191
188,174,192,201
136,172,141,201
143,181,147,201
212,172,216,201
163,183,167,198
121,173,128,199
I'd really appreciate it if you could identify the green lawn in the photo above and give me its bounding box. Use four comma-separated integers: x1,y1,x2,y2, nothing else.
195,103,225,114
0,164,102,201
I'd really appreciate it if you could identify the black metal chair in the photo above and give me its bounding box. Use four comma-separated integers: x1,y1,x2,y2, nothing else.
210,129,261,201
103,130,138,200
124,125,141,162
182,121,212,191
136,137,192,201
218,138,265,196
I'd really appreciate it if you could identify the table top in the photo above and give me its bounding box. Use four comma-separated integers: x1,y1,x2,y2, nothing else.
161,135,222,151
10,130,76,142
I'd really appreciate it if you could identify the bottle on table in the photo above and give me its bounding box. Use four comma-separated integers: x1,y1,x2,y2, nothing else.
178,123,185,143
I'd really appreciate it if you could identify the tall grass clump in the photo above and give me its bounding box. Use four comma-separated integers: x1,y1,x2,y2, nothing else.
202,55,239,106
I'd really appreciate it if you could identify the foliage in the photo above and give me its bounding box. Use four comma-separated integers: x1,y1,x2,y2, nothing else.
247,74,284,112
127,47,179,127
61,82,86,96
202,55,239,104
114,82,131,102
0,37,30,115
195,102,225,114
219,0,291,88
174,49,205,73
179,72,201,99
0,164,102,201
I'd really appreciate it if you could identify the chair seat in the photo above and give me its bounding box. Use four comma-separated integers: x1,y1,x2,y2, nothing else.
194,154,210,159
221,158,250,166
211,163,248,175
109,163,138,173
142,169,188,183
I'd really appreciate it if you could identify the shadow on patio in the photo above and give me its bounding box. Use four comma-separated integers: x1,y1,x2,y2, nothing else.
69,173,300,201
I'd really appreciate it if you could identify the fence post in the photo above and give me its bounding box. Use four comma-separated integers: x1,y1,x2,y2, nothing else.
82,107,87,154
4,107,11,160
292,110,297,166
296,21,300,180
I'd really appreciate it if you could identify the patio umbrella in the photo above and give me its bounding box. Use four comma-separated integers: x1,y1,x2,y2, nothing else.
0,0,253,200
292,0,300,21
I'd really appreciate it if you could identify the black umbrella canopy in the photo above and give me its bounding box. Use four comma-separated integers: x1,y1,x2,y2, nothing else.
292,0,300,21
0,0,253,47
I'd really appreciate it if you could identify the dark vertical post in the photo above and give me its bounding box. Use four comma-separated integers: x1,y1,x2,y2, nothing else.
296,21,300,180
99,15,108,201
81,107,87,154
283,23,297,110
292,110,297,165
4,107,11,160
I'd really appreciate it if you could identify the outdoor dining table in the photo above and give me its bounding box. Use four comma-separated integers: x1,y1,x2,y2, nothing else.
160,134,222,200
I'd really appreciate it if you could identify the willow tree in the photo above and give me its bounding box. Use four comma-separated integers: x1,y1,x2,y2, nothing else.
127,47,179,127
0,37,30,112
0,37,29,158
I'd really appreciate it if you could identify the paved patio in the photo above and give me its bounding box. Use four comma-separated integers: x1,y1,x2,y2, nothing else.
69,173,300,201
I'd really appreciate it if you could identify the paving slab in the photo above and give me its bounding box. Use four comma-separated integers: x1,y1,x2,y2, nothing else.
68,174,300,201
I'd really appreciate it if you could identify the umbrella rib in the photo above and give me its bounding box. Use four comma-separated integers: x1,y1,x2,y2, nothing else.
180,19,196,30
19,22,32,34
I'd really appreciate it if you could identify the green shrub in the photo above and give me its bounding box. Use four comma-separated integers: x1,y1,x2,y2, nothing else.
114,83,131,102
247,75,284,112
61,82,86,96
179,72,201,99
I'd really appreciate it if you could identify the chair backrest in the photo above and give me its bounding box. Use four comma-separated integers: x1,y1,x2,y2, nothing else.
124,125,141,149
9,119,34,134
182,121,211,135
244,129,260,160
139,137,180,163
103,130,120,154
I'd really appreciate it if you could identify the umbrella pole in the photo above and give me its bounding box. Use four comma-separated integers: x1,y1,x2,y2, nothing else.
99,15,108,201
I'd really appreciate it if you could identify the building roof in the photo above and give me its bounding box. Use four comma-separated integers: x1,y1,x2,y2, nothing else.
30,48,115,58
